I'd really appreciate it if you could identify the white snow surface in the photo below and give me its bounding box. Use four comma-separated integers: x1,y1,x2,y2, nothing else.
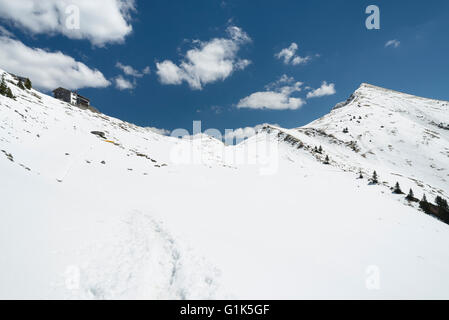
1,70,449,299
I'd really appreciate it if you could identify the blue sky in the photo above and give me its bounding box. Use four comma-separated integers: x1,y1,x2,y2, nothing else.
0,0,448,135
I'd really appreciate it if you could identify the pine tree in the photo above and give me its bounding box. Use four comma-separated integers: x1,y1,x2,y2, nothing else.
406,188,414,200
371,170,378,184
6,87,14,99
0,74,7,96
420,194,430,213
393,182,402,194
17,79,25,90
435,196,448,210
324,155,330,164
421,194,427,203
24,78,32,90
318,145,323,153
358,169,363,179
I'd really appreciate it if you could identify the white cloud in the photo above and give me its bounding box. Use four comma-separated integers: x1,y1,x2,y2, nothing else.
265,74,295,90
0,36,110,91
114,75,135,90
237,92,305,110
114,62,150,91
211,105,223,114
116,62,150,77
276,43,297,64
275,42,311,66
237,75,305,110
0,25,13,37
385,39,400,48
306,81,336,99
0,0,135,46
156,26,252,90
291,55,311,65
156,60,184,85
224,125,263,142
147,127,170,136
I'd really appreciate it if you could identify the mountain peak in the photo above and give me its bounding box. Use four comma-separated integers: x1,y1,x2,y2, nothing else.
356,82,408,96
333,82,449,112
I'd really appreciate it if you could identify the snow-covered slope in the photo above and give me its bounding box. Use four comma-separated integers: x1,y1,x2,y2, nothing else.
272,83,449,198
1,69,449,299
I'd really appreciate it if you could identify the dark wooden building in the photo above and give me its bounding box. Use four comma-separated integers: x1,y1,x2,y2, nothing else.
53,87,90,106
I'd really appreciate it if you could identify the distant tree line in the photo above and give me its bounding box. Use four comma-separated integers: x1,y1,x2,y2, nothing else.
17,78,32,90
362,171,449,224
420,194,449,224
0,74,32,100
